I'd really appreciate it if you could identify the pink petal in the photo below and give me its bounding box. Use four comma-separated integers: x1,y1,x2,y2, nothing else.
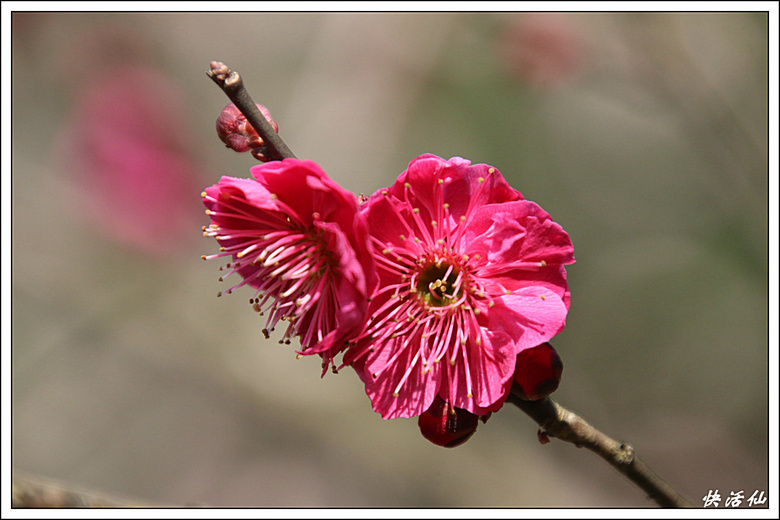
463,200,574,268
490,286,570,353
361,333,440,419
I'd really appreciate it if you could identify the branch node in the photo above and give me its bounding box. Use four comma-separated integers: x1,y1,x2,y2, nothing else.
616,443,636,465
224,71,242,91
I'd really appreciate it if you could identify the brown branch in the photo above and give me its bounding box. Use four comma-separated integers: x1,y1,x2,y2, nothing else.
12,472,176,508
206,61,296,161
507,390,694,508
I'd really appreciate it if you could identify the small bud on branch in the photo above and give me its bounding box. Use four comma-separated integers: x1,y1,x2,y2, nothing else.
206,61,296,161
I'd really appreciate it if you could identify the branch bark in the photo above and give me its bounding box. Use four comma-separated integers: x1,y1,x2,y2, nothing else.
507,391,694,508
12,472,174,508
206,61,296,161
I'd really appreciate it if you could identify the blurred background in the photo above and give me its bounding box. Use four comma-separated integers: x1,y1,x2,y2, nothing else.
11,11,769,508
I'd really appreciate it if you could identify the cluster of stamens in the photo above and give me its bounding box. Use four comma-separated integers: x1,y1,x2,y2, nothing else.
202,189,335,350
345,170,506,400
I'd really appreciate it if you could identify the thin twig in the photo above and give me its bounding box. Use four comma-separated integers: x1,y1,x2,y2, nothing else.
206,61,296,161
12,472,176,508
507,391,695,508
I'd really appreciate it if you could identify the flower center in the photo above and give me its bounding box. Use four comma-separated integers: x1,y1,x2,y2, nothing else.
415,259,462,307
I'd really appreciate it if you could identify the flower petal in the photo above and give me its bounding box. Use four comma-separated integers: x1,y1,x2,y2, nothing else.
361,333,440,419
464,200,574,268
490,285,570,354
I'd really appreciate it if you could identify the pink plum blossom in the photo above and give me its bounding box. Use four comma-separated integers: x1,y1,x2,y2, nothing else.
202,159,376,368
344,154,574,419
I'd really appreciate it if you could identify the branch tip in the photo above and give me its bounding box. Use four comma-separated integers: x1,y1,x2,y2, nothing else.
207,61,231,84
206,60,296,161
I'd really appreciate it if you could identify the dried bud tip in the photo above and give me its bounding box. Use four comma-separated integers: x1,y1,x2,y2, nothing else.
207,61,231,83
537,428,551,444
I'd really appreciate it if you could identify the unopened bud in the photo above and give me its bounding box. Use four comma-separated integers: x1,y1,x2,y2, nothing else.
418,395,484,448
512,342,563,401
216,103,279,154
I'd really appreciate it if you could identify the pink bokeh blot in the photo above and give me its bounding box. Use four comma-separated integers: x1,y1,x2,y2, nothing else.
499,13,587,89
55,65,205,257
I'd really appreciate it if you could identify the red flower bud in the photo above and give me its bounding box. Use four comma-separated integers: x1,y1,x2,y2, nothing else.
216,103,278,155
512,342,563,401
418,395,482,448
